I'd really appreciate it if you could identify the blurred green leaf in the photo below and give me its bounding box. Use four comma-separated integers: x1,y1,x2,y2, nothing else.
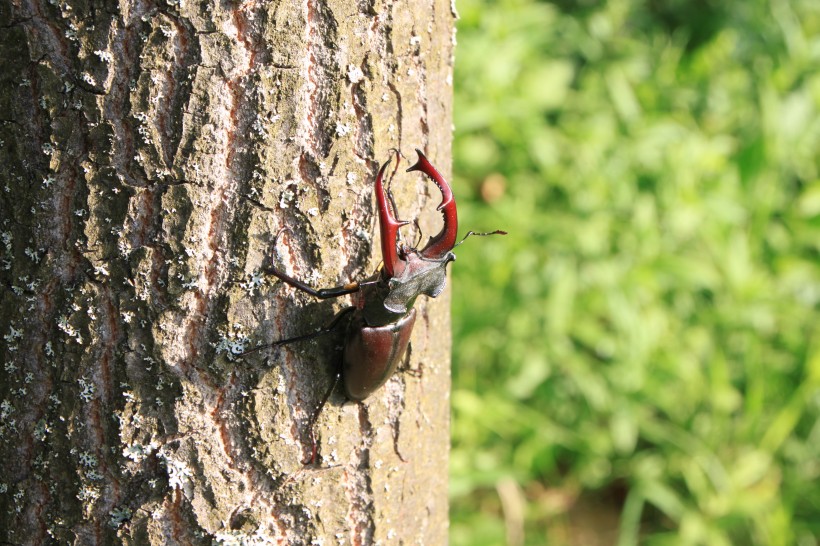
450,0,820,544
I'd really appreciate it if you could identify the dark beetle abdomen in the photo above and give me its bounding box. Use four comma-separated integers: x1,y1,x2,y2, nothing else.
342,309,417,401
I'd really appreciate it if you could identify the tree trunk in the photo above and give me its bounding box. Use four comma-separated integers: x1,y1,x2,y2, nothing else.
0,0,454,543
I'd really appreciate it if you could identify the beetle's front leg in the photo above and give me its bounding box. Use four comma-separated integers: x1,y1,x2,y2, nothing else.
264,226,361,298
264,265,361,300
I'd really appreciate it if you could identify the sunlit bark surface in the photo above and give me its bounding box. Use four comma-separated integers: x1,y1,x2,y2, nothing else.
0,0,454,543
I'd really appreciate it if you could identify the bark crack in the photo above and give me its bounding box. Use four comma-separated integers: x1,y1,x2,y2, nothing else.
346,403,376,545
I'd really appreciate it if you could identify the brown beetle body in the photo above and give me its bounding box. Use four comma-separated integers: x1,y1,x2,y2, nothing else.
342,308,416,401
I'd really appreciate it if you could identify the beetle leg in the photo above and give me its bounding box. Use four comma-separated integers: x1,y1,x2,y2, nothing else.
265,265,360,299
406,149,459,259
265,227,361,299
376,154,410,278
240,306,356,355
396,341,422,378
302,366,341,465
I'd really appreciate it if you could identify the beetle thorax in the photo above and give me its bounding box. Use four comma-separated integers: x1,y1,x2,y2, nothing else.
384,250,455,314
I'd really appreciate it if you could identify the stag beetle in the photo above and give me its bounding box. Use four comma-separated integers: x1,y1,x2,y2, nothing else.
245,149,503,463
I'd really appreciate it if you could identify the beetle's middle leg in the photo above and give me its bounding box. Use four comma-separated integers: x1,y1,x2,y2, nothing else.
241,306,356,355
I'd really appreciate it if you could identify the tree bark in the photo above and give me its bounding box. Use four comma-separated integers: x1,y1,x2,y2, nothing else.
0,0,454,543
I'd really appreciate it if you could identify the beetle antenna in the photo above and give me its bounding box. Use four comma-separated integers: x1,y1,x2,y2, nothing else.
384,148,408,223
396,218,422,252
386,187,402,227
384,148,403,190
386,147,407,163
411,219,423,248
454,229,507,247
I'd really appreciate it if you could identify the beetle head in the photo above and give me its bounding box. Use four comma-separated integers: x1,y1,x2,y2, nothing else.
375,149,459,313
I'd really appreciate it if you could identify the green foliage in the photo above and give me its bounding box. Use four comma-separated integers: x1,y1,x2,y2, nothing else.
450,0,820,544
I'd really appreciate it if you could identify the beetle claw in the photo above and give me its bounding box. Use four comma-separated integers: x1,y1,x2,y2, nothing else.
376,153,411,278
406,149,458,259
